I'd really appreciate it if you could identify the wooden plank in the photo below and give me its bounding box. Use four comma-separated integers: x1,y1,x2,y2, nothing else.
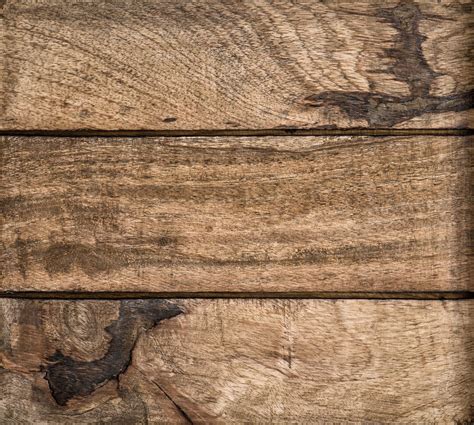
1,0,472,131
1,135,472,293
0,298,471,423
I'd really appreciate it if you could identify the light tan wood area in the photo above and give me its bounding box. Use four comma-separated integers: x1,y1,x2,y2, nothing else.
0,298,472,423
1,135,471,293
1,1,472,131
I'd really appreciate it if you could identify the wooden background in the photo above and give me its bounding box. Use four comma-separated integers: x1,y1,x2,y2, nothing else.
1,0,473,130
1,135,472,294
1,299,472,423
0,0,472,423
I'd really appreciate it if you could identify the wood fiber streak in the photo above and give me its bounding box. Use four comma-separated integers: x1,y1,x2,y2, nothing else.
1,136,472,293
0,299,472,423
1,0,473,130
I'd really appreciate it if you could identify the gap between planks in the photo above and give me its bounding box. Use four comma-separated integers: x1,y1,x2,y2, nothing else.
0,128,473,138
0,291,472,300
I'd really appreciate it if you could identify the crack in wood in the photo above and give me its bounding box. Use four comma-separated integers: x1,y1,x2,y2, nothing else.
150,378,195,425
303,0,474,127
43,300,183,406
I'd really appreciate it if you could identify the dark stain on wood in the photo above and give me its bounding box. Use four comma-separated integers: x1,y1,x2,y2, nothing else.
13,235,29,280
43,300,183,405
43,243,118,277
36,239,425,279
304,0,474,127
41,239,179,277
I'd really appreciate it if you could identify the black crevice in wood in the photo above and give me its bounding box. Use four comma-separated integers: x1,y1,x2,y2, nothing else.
149,378,195,425
0,128,472,138
1,291,472,300
303,1,474,127
43,299,183,406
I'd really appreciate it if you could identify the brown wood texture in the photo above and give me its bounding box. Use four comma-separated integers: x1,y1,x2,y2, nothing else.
0,298,472,423
1,135,472,293
1,0,473,131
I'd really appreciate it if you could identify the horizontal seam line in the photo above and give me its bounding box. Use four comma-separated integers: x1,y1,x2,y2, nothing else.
0,128,473,138
0,291,472,300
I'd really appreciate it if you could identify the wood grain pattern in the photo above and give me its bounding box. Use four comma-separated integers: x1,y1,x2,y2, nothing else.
1,135,472,293
1,0,473,131
0,298,472,423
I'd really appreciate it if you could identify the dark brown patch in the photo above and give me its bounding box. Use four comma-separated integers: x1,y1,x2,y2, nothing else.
304,0,474,127
37,237,427,276
41,239,178,277
43,300,183,406
461,3,472,14
14,236,29,280
224,121,240,128
157,236,175,247
290,241,417,264
42,243,120,276
163,117,177,123
0,195,27,219
69,202,120,231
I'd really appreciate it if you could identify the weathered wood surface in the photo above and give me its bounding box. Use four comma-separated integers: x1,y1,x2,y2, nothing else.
0,298,472,423
1,0,472,131
1,135,472,293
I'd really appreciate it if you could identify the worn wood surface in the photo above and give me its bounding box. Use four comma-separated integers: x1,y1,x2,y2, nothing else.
0,298,472,423
1,0,473,131
1,135,472,293
2,1,472,423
